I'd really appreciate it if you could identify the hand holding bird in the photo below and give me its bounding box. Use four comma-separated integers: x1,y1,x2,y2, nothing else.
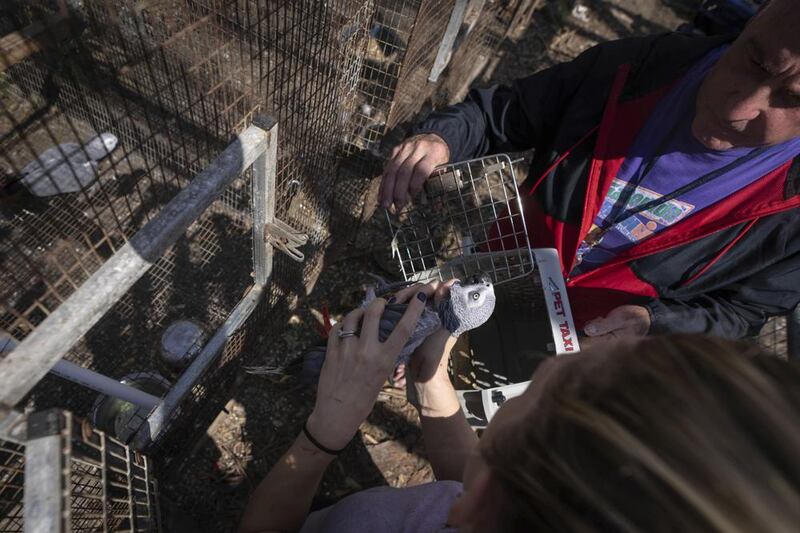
306,288,430,451
301,274,496,383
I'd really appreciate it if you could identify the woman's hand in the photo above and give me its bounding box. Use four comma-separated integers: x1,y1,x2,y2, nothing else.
305,284,433,451
405,281,479,481
240,286,432,533
409,330,459,418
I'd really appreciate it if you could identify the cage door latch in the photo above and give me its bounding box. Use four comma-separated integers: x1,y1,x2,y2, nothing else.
264,219,307,262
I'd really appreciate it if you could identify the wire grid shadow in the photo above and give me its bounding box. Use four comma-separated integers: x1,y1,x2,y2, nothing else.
387,154,534,285
757,316,788,358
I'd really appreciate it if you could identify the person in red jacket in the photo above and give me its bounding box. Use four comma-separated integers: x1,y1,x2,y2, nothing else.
379,0,800,344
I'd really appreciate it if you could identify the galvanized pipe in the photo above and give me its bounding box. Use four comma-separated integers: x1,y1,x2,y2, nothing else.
429,0,469,82
252,115,278,286
51,360,161,410
24,411,65,533
0,125,269,410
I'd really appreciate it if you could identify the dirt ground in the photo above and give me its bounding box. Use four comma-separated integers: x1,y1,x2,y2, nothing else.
165,2,701,531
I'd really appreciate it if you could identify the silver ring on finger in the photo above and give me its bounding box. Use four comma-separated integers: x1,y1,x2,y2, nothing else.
337,329,358,339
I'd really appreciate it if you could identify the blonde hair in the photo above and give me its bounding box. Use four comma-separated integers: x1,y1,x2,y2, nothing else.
483,335,800,532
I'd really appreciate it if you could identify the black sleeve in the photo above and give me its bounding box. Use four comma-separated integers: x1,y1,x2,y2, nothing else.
410,32,726,162
644,254,800,339
411,43,604,162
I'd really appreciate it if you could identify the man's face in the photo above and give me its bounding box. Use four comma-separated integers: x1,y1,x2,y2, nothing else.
694,3,800,150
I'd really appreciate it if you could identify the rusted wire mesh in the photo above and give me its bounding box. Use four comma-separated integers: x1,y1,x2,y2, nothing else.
0,410,160,532
66,413,160,531
334,0,533,243
0,440,24,533
1,0,369,344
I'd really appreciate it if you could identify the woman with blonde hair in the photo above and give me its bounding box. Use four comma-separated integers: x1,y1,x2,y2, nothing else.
240,281,800,533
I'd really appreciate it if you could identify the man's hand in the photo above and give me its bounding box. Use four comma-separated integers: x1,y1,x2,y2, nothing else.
583,305,651,347
379,133,450,209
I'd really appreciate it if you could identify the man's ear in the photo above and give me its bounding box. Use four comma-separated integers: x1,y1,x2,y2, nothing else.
447,469,505,532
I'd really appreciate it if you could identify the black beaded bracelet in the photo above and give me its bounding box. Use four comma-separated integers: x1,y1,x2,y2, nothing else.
302,421,345,456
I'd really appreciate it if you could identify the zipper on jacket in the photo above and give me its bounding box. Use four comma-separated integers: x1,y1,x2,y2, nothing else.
569,63,632,275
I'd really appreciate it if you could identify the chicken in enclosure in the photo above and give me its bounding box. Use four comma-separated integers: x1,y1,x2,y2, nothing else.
299,273,496,382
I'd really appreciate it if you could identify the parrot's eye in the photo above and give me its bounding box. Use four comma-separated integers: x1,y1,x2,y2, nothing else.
471,291,480,301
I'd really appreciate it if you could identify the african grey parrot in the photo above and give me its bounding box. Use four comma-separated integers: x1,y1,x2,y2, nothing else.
20,133,118,197
300,273,496,382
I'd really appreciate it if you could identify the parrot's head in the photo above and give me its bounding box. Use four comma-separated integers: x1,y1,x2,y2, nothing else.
438,272,496,336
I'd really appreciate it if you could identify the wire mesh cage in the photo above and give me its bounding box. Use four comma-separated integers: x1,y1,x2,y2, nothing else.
387,154,534,285
0,439,24,532
334,0,534,243
1,0,370,345
0,0,374,455
0,0,543,488
0,409,160,533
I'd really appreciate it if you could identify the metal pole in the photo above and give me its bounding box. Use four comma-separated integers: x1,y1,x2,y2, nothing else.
135,116,278,448
0,125,269,412
134,284,264,448
24,410,65,533
252,115,278,286
50,360,161,410
429,0,469,83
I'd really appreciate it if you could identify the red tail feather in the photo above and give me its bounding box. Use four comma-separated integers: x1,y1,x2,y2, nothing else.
320,305,333,337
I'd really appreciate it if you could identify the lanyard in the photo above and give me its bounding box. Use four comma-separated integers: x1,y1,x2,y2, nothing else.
582,139,769,250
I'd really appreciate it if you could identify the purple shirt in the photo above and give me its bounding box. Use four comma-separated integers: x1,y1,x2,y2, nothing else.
574,45,800,273
300,481,461,533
